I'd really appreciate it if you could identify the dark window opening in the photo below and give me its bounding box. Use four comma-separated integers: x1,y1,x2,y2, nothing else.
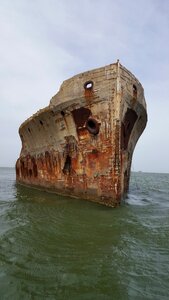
29,169,32,177
72,107,91,128
87,119,96,129
86,118,99,135
61,110,65,117
39,120,43,126
133,85,137,98
84,81,93,90
28,128,31,133
63,155,71,174
32,157,38,177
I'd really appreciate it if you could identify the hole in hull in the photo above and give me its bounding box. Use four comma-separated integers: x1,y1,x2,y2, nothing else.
86,118,100,135
84,81,93,90
63,155,71,174
121,108,138,150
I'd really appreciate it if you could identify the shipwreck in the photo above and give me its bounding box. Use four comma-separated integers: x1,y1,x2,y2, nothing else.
16,60,147,207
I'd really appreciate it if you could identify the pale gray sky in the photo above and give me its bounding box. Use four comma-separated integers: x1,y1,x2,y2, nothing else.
0,0,169,173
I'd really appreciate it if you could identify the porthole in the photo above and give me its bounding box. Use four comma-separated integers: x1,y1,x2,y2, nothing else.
84,81,93,90
61,110,65,117
86,118,99,135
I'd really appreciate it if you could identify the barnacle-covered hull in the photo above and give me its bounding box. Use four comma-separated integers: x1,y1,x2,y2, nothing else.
16,61,147,207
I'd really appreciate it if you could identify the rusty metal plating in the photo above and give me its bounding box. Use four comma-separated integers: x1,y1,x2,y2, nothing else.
16,61,147,207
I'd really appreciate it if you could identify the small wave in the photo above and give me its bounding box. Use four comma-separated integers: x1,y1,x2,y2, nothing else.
126,193,152,206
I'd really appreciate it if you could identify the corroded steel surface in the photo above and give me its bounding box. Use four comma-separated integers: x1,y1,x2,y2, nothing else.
16,61,147,207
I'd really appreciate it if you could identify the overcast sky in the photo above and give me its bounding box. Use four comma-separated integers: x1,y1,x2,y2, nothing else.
0,0,169,173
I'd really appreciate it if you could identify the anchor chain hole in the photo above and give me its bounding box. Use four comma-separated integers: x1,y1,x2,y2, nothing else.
86,118,99,135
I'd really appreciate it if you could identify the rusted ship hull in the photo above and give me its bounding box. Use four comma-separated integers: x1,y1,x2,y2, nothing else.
16,61,147,207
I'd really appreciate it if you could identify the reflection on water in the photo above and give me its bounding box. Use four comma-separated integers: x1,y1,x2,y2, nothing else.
0,168,169,299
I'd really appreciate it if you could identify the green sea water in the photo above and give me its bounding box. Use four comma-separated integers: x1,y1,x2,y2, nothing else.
0,167,169,299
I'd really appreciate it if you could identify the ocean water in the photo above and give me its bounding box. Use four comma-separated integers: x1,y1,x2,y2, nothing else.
0,168,169,300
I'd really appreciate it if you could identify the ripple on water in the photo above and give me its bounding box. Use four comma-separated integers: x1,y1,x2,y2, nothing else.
0,169,169,299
